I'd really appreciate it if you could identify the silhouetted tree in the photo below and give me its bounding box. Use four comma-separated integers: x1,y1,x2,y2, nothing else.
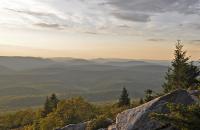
42,97,51,117
144,89,154,102
118,87,130,107
139,98,144,105
49,93,59,109
162,41,200,92
186,62,200,89
151,103,200,130
42,93,59,117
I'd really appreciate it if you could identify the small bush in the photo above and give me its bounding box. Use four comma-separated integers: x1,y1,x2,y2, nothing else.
87,115,112,130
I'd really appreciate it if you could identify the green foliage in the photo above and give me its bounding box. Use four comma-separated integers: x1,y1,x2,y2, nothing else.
87,115,112,130
0,95,142,130
118,87,130,107
151,103,200,130
39,113,63,130
98,103,131,121
0,109,36,130
50,93,60,109
186,62,200,89
42,97,51,117
38,97,97,129
144,89,154,102
55,97,96,124
42,93,59,117
163,41,200,92
139,98,144,104
32,119,40,130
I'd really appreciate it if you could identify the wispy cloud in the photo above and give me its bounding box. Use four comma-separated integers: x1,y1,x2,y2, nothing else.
5,8,54,17
148,38,166,42
84,31,99,35
188,40,200,45
112,12,151,22
34,23,63,29
0,0,200,43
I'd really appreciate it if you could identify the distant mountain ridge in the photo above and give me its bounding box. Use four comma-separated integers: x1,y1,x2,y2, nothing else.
0,56,171,70
0,56,170,111
0,56,55,71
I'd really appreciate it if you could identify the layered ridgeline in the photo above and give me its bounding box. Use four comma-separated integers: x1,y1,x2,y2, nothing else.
0,43,199,130
0,56,168,111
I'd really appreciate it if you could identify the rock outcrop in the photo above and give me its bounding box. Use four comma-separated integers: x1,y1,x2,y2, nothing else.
115,89,197,130
56,89,199,130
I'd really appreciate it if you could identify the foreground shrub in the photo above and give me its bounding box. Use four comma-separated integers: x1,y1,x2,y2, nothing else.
0,109,36,130
39,97,97,129
87,115,112,130
151,103,200,130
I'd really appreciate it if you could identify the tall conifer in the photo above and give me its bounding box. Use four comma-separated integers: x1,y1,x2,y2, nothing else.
118,87,130,107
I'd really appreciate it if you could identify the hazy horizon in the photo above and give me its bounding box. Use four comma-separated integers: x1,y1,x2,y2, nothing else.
0,55,172,61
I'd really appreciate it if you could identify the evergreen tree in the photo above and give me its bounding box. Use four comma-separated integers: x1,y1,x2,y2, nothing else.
42,97,51,117
151,103,200,130
163,41,190,92
139,98,144,105
49,93,59,109
118,87,130,107
186,62,200,89
144,89,154,102
42,94,59,117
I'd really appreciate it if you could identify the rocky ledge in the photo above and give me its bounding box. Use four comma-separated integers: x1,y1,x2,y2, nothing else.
115,89,199,130
57,89,199,130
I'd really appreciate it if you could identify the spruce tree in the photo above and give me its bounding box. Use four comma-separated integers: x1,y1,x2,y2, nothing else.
186,62,200,89
151,103,200,130
163,41,190,92
118,87,130,107
42,93,59,117
144,89,154,102
139,98,144,105
42,96,51,117
49,93,59,109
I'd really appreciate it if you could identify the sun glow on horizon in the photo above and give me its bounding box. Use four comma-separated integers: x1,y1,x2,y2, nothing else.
0,0,200,60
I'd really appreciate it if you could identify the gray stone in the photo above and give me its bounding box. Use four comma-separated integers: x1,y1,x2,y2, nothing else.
116,89,197,130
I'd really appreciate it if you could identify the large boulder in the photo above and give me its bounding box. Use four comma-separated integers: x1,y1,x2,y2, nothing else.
115,89,197,130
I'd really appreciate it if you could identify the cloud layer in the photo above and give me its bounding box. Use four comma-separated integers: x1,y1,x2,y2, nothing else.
0,0,200,42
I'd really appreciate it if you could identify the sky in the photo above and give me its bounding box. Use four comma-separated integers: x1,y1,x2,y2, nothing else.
0,0,200,60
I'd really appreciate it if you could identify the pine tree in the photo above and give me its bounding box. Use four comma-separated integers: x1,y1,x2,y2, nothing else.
151,103,200,130
144,89,154,102
42,96,51,117
42,94,59,117
118,87,130,107
163,41,190,92
49,93,59,109
186,62,200,89
139,98,144,105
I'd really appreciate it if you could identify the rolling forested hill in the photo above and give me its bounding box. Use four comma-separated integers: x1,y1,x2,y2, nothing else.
0,56,168,112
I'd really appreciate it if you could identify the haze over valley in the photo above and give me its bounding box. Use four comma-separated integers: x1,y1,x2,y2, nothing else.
0,56,169,111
